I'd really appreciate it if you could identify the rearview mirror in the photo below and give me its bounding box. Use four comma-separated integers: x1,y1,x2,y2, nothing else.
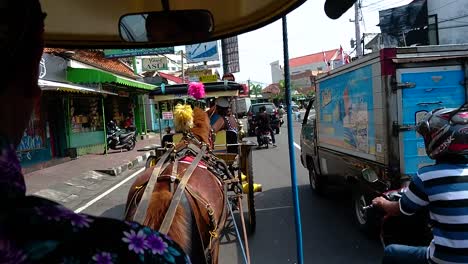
119,10,214,43
362,168,379,183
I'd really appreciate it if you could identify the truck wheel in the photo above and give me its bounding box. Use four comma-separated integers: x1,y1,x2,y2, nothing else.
308,162,324,195
352,187,378,236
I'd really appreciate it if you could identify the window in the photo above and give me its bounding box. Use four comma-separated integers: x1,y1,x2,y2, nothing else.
428,15,439,45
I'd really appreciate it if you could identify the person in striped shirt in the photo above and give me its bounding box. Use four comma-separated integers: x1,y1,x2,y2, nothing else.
373,106,468,264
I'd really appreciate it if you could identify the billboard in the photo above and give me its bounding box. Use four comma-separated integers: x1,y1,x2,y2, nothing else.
221,36,240,73
318,65,375,156
103,48,175,58
185,41,219,63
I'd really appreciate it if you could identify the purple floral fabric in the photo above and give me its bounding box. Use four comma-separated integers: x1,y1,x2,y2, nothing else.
0,144,26,195
0,145,191,263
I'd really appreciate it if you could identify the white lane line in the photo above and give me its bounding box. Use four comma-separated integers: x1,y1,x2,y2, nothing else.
294,142,301,150
74,167,145,213
255,205,293,212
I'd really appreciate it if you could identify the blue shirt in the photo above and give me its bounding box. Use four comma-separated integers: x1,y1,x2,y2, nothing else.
400,163,468,263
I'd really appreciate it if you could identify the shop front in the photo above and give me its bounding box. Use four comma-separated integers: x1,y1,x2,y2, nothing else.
67,96,106,155
67,67,155,136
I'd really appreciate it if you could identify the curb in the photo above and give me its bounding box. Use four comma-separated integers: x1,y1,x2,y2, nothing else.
95,149,155,176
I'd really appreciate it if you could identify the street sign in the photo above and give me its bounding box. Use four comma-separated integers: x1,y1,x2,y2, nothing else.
103,48,175,58
185,41,219,63
199,75,218,83
162,112,173,120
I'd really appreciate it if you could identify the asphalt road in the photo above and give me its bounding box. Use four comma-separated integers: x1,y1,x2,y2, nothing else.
80,116,382,264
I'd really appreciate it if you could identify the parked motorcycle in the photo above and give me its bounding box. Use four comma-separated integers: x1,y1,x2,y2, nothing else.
362,180,432,248
107,121,136,151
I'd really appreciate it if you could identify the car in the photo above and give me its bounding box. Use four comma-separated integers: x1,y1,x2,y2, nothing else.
247,103,280,136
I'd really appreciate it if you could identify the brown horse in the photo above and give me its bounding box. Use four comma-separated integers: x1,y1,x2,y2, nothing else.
124,107,228,264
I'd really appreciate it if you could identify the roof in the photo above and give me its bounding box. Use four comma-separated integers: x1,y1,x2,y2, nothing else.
262,83,281,94
289,49,340,67
43,48,137,79
157,72,189,84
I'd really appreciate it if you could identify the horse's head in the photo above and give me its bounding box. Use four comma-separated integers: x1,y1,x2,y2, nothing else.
174,104,213,149
190,107,213,148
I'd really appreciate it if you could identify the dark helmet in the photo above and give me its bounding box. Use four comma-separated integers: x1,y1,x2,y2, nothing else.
416,105,468,159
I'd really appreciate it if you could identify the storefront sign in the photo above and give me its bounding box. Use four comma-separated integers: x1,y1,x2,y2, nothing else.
162,112,174,120
199,75,218,83
142,57,169,71
186,69,211,76
118,91,130,97
185,41,219,63
39,53,68,82
103,48,175,58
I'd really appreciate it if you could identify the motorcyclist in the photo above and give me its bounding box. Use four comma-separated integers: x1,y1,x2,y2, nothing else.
255,106,276,148
372,106,468,264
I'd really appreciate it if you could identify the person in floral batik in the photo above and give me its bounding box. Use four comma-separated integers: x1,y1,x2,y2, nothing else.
0,0,190,263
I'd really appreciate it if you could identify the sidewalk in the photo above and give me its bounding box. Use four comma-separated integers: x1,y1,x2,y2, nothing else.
24,135,161,210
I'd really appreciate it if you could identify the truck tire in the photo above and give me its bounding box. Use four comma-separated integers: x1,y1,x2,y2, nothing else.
352,187,378,236
308,161,324,195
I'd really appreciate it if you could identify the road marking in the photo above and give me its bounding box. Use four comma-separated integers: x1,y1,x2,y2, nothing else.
74,167,145,213
255,205,293,212
294,142,301,150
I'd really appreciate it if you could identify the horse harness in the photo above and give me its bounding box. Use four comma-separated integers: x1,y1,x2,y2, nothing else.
126,134,234,263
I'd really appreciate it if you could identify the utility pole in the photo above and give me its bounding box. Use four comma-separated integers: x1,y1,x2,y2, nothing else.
354,0,362,57
181,50,185,83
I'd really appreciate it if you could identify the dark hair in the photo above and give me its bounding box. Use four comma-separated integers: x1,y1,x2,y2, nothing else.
6,0,45,97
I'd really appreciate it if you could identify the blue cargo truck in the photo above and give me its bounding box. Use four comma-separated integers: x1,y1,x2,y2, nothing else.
299,45,468,232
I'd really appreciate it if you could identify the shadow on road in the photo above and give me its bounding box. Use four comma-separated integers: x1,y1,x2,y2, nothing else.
100,204,126,219
240,184,382,264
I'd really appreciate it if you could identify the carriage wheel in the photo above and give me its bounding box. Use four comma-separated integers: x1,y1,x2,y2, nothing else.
145,155,158,169
240,145,256,234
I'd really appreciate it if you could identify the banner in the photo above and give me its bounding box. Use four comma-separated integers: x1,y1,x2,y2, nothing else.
185,41,219,63
103,48,175,58
221,36,240,73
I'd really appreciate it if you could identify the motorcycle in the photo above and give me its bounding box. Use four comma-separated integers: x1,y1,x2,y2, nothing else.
256,127,272,149
106,122,137,151
362,186,432,248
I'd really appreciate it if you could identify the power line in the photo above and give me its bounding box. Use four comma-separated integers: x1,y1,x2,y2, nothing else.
428,0,460,12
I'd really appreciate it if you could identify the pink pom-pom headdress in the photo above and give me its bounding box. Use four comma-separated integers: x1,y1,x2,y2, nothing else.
188,82,206,100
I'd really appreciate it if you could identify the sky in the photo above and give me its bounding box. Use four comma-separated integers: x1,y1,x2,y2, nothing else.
229,0,413,85
173,0,413,85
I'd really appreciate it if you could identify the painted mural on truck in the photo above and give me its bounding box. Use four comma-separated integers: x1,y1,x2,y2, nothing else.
318,65,375,155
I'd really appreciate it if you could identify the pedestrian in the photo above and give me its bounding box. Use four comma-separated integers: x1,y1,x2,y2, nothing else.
0,1,190,263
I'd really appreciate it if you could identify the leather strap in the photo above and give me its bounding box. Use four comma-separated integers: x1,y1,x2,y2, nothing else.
159,145,207,234
132,147,174,223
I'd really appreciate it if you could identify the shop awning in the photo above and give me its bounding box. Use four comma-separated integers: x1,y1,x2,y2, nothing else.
38,79,118,95
67,67,155,91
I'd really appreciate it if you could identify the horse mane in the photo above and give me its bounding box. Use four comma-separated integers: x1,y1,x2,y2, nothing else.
190,107,211,145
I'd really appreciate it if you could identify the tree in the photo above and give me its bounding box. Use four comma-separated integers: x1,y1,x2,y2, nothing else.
274,79,299,100
250,83,263,98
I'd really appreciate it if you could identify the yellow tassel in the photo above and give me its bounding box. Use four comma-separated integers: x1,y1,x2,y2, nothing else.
242,183,262,193
173,104,193,132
